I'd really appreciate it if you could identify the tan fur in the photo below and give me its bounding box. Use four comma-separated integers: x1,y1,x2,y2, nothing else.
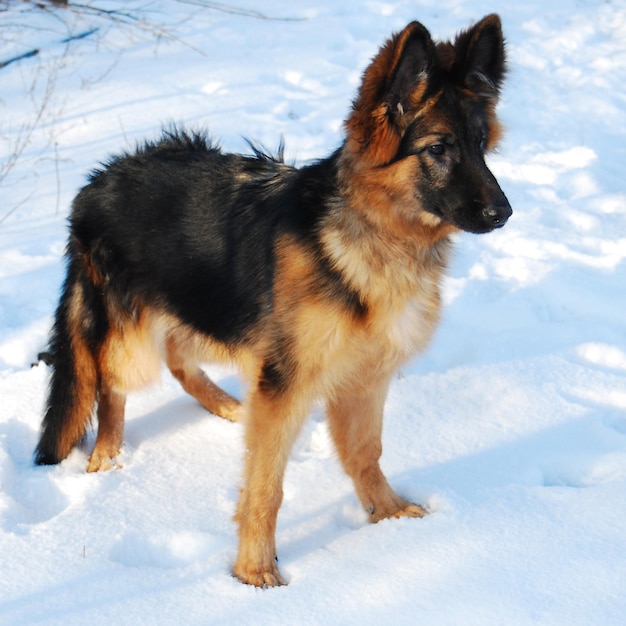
87,386,125,472
97,310,164,394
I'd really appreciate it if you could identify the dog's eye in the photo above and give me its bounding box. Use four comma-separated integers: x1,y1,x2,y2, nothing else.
479,136,487,152
427,144,445,156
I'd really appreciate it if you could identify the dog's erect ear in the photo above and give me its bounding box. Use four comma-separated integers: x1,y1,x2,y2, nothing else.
453,14,506,97
345,21,436,165
384,22,437,121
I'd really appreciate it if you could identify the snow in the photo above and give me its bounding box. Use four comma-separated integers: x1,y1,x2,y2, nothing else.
1,0,626,623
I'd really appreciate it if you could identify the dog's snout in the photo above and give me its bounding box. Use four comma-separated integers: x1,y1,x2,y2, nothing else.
482,202,512,228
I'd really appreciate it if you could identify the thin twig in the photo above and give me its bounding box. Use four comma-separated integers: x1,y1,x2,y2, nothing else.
0,48,39,69
176,0,306,22
54,141,61,214
0,189,36,226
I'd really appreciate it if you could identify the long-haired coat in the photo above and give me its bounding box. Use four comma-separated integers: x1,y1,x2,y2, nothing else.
36,14,511,586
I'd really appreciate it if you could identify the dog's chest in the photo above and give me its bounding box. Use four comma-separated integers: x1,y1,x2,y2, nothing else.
319,223,448,358
383,291,438,356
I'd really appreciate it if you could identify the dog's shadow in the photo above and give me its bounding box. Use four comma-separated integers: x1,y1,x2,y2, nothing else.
115,373,244,452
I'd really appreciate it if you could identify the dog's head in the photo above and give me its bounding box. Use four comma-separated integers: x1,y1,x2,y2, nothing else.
342,14,511,236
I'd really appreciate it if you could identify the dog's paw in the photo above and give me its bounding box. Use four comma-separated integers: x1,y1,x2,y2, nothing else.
86,450,122,473
368,495,429,522
233,561,288,588
394,502,429,518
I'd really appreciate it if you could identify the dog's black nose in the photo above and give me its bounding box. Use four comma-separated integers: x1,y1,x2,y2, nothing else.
482,202,512,228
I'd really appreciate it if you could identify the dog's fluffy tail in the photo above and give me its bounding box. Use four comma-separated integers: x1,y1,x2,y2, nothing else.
35,250,100,465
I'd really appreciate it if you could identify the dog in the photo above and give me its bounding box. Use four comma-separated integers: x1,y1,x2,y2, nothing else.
35,14,511,586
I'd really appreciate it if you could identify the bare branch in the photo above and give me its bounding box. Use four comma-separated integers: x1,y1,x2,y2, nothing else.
176,0,305,21
0,0,308,225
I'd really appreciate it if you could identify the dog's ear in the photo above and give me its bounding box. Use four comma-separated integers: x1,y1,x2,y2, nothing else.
345,21,436,165
383,22,437,122
453,14,506,98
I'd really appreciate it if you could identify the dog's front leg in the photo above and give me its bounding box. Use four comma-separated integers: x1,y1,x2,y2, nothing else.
233,387,307,587
326,374,428,522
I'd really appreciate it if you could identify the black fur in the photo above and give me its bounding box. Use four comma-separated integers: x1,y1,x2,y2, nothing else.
69,131,349,344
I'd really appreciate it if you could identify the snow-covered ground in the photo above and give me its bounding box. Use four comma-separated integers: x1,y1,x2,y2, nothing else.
1,1,626,623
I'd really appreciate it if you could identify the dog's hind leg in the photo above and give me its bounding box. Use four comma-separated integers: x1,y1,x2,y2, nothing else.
88,309,164,471
165,333,243,422
87,385,126,472
326,374,428,522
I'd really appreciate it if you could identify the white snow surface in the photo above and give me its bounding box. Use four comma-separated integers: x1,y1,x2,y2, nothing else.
1,1,626,623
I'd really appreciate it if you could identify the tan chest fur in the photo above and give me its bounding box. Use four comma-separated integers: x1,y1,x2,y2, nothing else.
284,218,451,391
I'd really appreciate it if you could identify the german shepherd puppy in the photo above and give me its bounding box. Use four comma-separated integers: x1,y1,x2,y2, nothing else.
35,14,511,586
